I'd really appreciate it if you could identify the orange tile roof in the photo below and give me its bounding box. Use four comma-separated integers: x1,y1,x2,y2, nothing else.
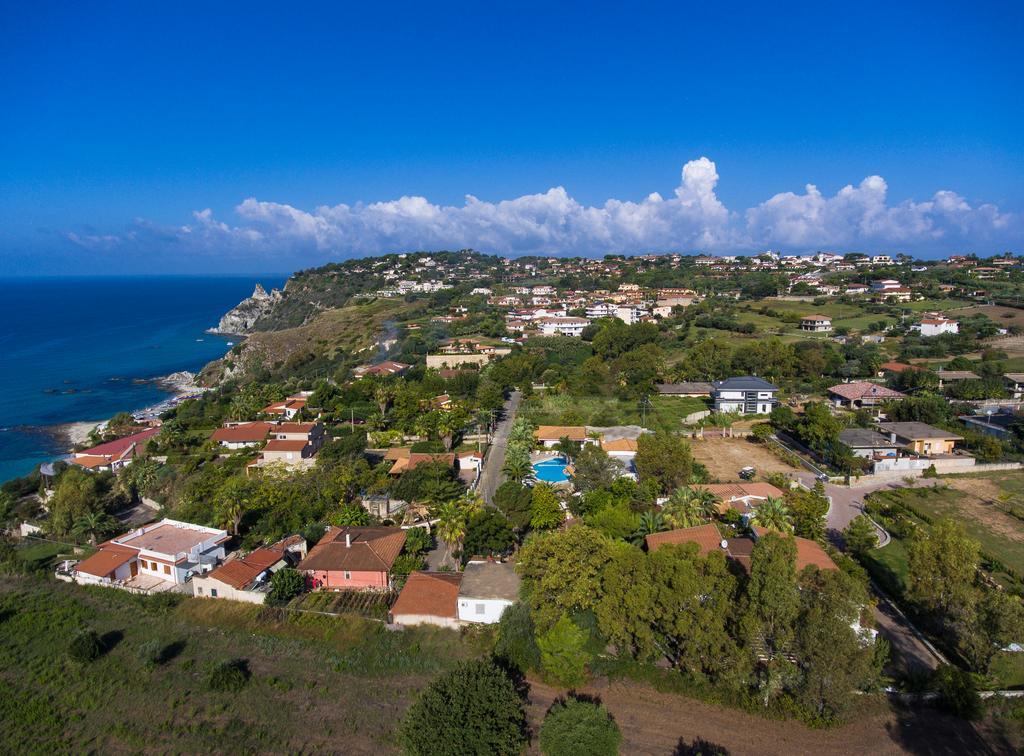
534,425,587,441
212,422,274,443
206,547,286,589
391,571,463,619
264,439,309,452
75,544,137,578
795,537,838,571
645,524,724,556
389,453,455,475
299,527,406,573
601,438,638,452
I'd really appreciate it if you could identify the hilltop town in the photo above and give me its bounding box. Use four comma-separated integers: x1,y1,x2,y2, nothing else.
2,249,1024,752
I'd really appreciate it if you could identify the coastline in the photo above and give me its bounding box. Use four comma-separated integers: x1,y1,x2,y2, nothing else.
43,371,210,454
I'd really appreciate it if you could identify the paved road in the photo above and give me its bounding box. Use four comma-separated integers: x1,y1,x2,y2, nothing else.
789,470,939,541
788,470,945,676
477,390,522,505
873,590,945,674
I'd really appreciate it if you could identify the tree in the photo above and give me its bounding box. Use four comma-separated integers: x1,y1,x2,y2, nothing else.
434,500,467,567
400,660,527,756
463,509,514,559
537,614,591,687
570,445,621,493
843,516,878,557
752,496,793,534
788,488,828,542
959,589,1024,674
215,477,254,536
518,526,613,629
530,484,565,530
538,697,622,756
630,511,667,545
437,407,471,452
662,487,718,529
494,601,540,673
907,518,979,619
47,467,108,536
794,569,883,722
392,460,463,504
634,431,694,495
327,503,372,527
501,454,533,485
402,525,432,556
67,628,104,663
265,567,306,606
71,510,118,546
742,533,799,659
494,481,534,532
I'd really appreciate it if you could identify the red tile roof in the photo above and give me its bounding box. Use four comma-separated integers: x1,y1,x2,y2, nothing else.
206,547,287,589
827,382,906,401
264,439,309,452
391,571,462,619
75,544,138,578
298,527,406,573
212,422,274,443
645,524,724,555
77,428,160,458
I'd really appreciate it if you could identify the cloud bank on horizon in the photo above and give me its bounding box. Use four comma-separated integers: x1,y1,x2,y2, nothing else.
68,158,1020,260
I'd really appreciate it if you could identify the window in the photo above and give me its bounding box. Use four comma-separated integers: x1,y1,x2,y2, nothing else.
210,588,218,597
196,586,203,595
139,560,147,569
475,603,485,615
163,565,171,575
344,571,351,580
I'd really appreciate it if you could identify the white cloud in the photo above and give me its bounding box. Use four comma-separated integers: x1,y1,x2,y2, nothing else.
66,159,1021,260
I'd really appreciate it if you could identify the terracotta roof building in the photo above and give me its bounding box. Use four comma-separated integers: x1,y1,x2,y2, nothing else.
299,526,406,590
391,571,463,628
827,381,906,408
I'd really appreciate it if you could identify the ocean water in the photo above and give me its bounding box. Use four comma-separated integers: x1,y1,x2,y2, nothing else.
0,276,283,483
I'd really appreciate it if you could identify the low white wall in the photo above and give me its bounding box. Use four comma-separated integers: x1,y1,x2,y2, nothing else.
391,613,461,629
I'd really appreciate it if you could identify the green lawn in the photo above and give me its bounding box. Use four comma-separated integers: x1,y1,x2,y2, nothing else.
0,576,486,752
894,486,1024,579
862,538,910,598
521,393,708,433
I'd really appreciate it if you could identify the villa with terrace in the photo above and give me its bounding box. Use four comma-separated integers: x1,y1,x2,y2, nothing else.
62,518,229,593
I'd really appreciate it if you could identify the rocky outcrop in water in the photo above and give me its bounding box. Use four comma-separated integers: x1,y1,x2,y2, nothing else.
208,284,282,334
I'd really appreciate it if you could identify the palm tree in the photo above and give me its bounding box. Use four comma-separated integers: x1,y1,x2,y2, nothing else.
433,501,466,568
661,487,711,529
631,511,668,545
752,496,793,533
689,487,721,519
373,383,395,417
502,455,533,484
72,510,118,546
437,408,470,452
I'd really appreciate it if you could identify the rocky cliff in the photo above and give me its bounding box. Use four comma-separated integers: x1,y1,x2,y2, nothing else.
208,283,282,334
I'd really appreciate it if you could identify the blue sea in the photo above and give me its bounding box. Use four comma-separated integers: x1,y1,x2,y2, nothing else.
0,276,284,483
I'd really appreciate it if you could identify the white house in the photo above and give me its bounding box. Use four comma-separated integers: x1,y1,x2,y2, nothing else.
615,304,646,325
69,518,229,592
192,536,306,604
917,318,959,337
537,316,589,337
799,314,833,333
457,561,520,624
712,376,779,415
585,302,618,320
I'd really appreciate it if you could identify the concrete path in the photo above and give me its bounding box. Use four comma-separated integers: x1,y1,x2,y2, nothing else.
477,390,522,505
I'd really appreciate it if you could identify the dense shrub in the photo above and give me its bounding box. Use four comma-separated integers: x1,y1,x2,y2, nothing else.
206,659,251,691
400,660,526,756
494,602,540,674
67,629,103,663
539,697,621,756
136,639,163,668
933,664,981,720
265,567,306,606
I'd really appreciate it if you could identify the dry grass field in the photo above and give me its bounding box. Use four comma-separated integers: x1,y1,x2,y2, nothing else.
689,437,799,481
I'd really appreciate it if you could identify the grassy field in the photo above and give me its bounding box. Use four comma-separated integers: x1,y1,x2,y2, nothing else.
521,393,708,433
0,576,486,753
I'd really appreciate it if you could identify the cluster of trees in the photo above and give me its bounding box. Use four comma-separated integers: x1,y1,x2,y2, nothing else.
904,519,1024,676
399,659,621,756
502,526,884,723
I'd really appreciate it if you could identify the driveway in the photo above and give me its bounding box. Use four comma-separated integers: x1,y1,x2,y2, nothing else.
477,390,522,505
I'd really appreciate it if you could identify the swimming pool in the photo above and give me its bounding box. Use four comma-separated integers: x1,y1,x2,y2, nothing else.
533,455,570,483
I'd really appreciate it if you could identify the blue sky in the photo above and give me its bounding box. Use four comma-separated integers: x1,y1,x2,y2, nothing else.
1,1,1022,273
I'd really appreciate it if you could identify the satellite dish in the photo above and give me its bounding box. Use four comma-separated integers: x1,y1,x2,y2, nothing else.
720,539,728,549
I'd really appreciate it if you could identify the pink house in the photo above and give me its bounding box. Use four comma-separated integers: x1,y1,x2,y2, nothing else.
298,526,406,590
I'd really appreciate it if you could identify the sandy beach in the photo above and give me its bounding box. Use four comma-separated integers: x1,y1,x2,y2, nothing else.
51,420,103,448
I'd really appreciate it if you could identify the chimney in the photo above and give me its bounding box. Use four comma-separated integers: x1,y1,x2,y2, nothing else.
889,432,897,444
345,532,351,548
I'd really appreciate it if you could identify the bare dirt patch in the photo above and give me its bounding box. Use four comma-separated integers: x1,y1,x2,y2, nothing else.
689,437,799,481
944,479,1024,543
524,677,1014,755
959,304,1024,330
